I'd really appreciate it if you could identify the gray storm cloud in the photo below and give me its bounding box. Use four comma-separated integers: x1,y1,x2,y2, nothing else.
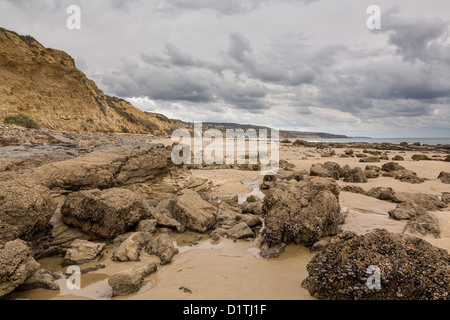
0,0,449,137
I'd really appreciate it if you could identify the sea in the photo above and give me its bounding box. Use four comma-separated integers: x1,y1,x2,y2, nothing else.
290,138,450,146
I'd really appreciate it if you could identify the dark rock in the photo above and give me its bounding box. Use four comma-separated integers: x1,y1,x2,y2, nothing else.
381,162,405,172
359,156,380,163
412,154,430,161
438,172,450,184
366,187,401,203
341,185,366,195
302,230,450,300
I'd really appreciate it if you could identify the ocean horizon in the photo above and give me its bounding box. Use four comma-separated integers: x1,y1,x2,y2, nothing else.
289,138,450,146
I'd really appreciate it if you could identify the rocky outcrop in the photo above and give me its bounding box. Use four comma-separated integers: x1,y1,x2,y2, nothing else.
310,162,342,180
0,240,40,298
438,172,450,184
31,145,171,191
302,230,450,300
64,239,106,265
0,179,56,243
364,170,379,179
173,190,216,233
394,171,425,184
342,185,366,195
366,187,401,203
404,213,441,238
262,177,343,247
61,188,152,239
108,262,157,297
359,156,380,163
442,193,450,205
412,155,430,161
389,194,446,220
381,162,405,172
343,167,368,183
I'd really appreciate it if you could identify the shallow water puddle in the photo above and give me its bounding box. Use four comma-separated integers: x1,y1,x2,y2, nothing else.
238,180,265,204
57,273,112,300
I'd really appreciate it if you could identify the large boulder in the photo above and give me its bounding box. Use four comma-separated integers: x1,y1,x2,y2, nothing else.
0,179,57,243
61,188,152,239
262,177,343,247
0,240,40,298
173,190,216,233
302,230,450,300
30,145,171,191
108,262,157,297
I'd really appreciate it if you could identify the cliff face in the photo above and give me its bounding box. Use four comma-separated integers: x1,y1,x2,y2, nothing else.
0,27,179,135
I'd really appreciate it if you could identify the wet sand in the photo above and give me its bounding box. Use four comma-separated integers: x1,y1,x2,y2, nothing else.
11,142,450,300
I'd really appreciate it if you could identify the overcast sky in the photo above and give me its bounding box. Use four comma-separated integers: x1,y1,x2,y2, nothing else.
1,0,450,137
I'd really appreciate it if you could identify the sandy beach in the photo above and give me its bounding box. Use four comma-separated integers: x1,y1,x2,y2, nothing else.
4,135,448,301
